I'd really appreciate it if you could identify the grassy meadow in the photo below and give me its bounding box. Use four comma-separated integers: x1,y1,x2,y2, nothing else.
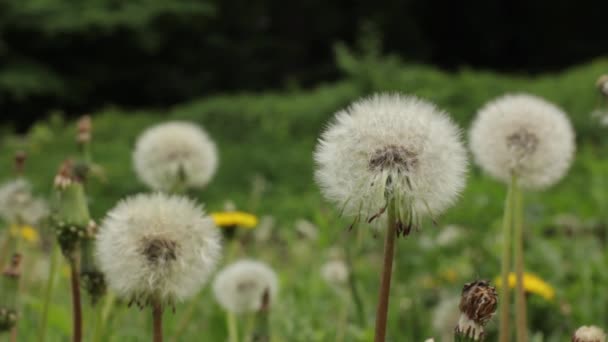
1,55,608,341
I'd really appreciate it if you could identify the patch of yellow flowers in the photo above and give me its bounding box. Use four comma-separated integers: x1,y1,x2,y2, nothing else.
494,272,555,301
10,224,40,244
211,211,258,229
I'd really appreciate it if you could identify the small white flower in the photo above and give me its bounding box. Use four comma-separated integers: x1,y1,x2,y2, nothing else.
95,193,221,306
314,93,467,230
573,326,607,342
213,259,279,314
133,121,218,191
0,179,49,225
470,94,575,189
320,259,349,287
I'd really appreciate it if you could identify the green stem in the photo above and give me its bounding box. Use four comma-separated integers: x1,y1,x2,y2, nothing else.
513,178,528,342
373,203,398,342
498,176,515,342
227,311,239,342
39,244,60,342
344,242,366,327
91,298,104,342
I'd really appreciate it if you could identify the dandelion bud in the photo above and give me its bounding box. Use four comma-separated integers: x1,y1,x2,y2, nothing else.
80,221,107,304
0,253,22,332
52,161,91,258
213,259,279,314
573,326,607,342
454,280,497,341
95,193,221,308
14,151,26,176
76,115,92,144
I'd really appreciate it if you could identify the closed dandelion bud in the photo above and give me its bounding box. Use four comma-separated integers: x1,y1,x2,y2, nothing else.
0,254,22,332
213,259,279,314
314,93,467,232
573,326,607,342
470,94,575,189
133,121,218,192
80,221,107,305
52,161,91,258
95,193,221,308
454,280,497,341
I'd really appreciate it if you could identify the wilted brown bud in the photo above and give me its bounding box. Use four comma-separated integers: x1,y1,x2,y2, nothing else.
459,280,498,326
14,151,26,175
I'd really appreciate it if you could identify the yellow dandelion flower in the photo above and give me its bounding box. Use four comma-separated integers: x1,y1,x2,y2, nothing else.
10,224,40,244
211,211,258,229
439,269,459,283
494,272,555,301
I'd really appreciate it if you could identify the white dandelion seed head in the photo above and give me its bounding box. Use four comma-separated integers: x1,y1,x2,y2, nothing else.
470,94,576,189
95,193,221,305
320,259,349,287
213,259,279,314
432,295,461,340
314,93,467,228
0,179,49,225
133,121,218,191
573,326,607,342
294,219,319,241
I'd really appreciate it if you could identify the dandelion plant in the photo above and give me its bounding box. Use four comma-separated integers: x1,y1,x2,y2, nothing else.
470,94,575,342
314,93,467,341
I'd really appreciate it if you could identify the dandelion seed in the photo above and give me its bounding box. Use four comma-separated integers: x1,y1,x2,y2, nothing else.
469,94,575,189
133,121,218,191
213,259,279,314
95,193,221,307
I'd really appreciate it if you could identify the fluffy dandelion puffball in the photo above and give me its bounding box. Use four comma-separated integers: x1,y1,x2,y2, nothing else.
0,179,49,225
213,259,279,314
573,326,607,342
320,259,349,287
314,93,467,228
470,94,575,189
95,193,221,306
133,121,218,191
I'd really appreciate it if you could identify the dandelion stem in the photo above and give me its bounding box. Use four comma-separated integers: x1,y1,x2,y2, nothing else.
70,255,83,342
374,203,397,342
92,298,104,342
498,175,515,342
152,299,163,342
39,243,60,342
344,241,366,327
513,178,528,342
227,311,239,342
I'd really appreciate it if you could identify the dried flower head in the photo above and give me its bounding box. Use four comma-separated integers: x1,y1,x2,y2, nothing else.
470,94,575,189
573,326,607,342
95,193,221,307
0,179,49,226
213,259,279,314
455,280,497,340
133,121,218,191
314,93,467,231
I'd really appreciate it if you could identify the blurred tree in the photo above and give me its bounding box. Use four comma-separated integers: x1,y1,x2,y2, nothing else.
0,0,606,129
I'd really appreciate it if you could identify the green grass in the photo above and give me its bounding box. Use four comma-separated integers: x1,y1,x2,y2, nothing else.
2,57,608,341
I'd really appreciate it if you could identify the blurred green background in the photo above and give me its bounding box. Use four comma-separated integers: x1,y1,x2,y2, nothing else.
1,0,608,341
